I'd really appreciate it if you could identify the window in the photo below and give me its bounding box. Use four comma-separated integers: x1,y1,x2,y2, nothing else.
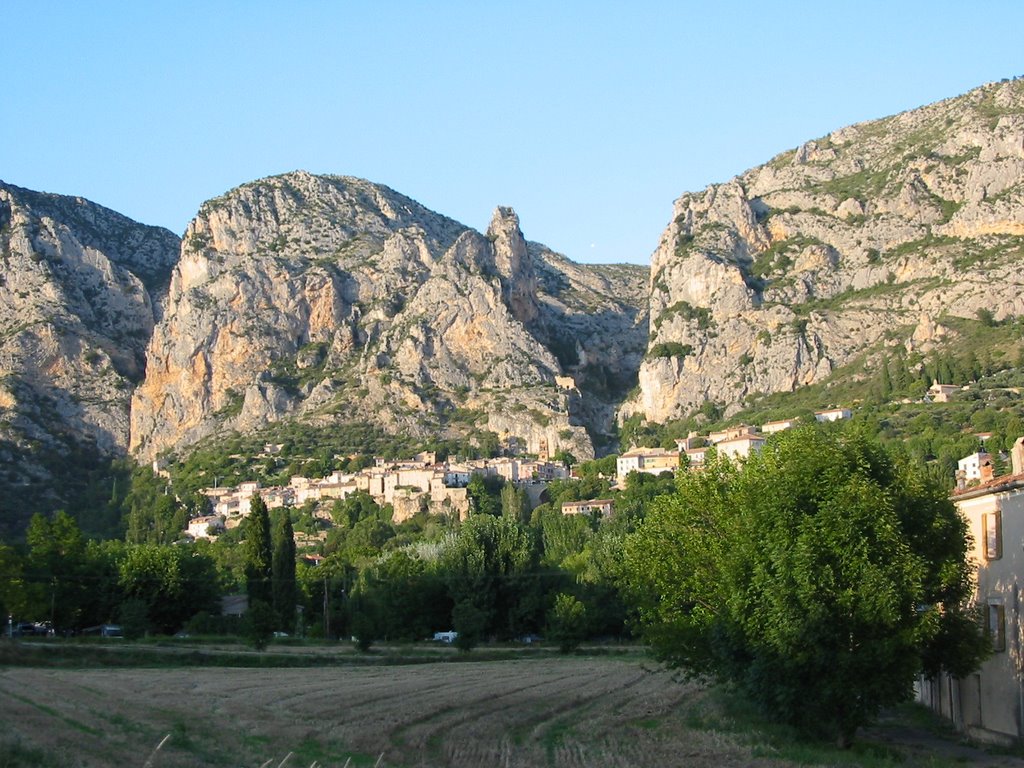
985,602,1006,653
981,511,1002,560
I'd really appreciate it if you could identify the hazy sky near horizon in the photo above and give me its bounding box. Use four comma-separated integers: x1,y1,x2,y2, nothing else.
2,3,1022,264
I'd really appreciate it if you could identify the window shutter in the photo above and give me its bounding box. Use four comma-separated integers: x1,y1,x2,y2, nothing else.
985,603,1007,652
982,511,1003,560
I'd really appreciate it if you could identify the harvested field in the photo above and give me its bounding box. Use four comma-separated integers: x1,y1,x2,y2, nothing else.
0,654,758,767
1,650,1019,767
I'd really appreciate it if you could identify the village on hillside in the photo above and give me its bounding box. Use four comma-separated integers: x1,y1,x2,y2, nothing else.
183,406,864,543
185,453,571,540
185,385,979,543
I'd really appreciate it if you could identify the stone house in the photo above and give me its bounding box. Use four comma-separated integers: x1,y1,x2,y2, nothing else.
715,433,766,461
560,498,614,518
616,447,680,483
929,383,960,403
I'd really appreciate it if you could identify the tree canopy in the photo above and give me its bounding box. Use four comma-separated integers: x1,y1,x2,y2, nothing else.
622,424,987,747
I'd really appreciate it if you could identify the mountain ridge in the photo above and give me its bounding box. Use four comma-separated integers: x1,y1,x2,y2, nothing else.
622,77,1024,426
5,77,1024,537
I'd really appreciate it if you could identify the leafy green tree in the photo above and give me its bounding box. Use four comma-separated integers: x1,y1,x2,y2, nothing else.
467,474,503,516
243,496,273,608
331,491,382,529
123,467,187,545
0,543,28,621
341,516,395,562
244,598,275,650
118,597,150,640
271,509,297,633
500,483,530,525
440,514,534,639
538,510,592,568
552,450,577,468
623,425,987,748
546,592,587,653
362,550,448,641
452,598,488,651
24,511,90,629
576,455,617,479
117,544,220,634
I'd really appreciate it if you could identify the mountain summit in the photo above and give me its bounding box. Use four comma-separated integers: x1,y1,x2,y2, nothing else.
130,171,647,464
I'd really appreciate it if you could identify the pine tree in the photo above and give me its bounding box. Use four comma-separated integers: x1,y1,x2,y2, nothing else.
272,509,297,633
244,496,273,608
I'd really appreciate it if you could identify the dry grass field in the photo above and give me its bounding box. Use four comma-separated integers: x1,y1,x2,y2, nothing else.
0,648,1019,767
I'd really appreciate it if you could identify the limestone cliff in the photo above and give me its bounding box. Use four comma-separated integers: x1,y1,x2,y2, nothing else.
131,172,647,463
625,78,1024,424
0,181,179,529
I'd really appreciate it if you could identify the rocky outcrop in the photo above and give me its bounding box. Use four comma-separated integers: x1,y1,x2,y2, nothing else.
130,172,648,463
0,181,179,529
625,78,1024,424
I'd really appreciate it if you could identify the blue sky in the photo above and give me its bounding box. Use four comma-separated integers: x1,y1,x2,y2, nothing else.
2,3,1022,264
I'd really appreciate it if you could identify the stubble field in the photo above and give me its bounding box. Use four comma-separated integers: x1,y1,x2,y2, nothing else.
1,648,1018,768
0,653,770,767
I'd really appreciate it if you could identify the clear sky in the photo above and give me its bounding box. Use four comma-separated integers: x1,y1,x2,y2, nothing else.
2,3,1022,264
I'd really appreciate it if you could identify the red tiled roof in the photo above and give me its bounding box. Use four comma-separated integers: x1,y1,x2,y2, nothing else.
953,472,1024,498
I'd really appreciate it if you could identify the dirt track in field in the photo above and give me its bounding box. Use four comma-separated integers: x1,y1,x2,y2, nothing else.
0,654,771,767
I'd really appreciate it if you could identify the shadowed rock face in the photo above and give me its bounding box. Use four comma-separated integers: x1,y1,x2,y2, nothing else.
0,180,180,528
624,78,1024,424
129,172,648,463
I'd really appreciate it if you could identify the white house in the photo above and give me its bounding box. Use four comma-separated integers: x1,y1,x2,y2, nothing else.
186,515,224,539
958,452,993,483
814,408,852,423
762,418,800,434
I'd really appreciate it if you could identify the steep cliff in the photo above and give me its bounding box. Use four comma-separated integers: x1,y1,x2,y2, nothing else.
0,181,180,532
131,172,647,463
625,78,1024,424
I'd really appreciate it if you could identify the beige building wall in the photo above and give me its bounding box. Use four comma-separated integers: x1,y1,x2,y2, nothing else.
954,488,1023,742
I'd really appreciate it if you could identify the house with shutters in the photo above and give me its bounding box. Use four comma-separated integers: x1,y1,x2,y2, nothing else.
918,437,1024,744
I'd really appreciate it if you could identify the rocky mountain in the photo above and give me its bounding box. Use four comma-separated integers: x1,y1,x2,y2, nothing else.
0,181,180,533
623,78,1024,425
130,172,648,464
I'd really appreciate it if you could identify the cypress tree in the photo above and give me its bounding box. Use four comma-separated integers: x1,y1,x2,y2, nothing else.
879,356,893,400
244,496,273,608
272,509,297,633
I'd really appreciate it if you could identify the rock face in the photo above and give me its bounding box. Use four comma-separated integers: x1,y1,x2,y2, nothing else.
0,181,179,527
624,78,1024,424
130,172,648,463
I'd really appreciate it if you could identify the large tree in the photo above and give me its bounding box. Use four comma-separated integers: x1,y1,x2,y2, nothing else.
623,424,987,747
243,496,273,609
271,509,297,633
118,543,220,634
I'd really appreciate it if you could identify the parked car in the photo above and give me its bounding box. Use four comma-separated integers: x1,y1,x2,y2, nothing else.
432,630,458,643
